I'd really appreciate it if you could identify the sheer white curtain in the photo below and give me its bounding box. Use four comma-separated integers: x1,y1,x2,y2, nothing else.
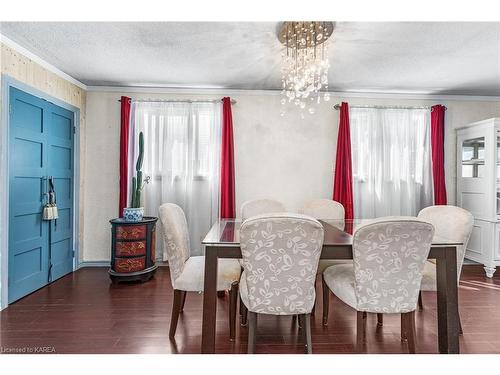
350,107,433,218
129,101,221,258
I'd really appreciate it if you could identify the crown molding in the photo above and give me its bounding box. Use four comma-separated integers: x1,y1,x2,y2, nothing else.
87,85,500,102
0,33,88,90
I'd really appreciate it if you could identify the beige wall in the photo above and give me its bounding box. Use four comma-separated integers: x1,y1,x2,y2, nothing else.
84,89,500,262
1,43,87,262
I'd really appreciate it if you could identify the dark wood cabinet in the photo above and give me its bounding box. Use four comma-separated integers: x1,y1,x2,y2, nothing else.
109,217,158,283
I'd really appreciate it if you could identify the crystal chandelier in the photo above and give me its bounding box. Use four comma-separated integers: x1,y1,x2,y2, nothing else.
278,21,334,116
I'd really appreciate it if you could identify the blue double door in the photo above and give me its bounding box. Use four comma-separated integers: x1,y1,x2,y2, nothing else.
8,87,75,303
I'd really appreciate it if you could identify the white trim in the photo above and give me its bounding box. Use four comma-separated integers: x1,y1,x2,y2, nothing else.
78,261,109,268
87,85,500,102
0,33,87,90
456,117,500,130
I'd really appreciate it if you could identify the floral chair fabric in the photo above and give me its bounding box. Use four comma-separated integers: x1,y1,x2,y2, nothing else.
240,199,286,221
159,203,240,291
239,213,324,315
417,205,473,291
324,219,434,313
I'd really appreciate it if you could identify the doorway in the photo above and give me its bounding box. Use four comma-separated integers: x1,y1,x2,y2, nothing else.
8,86,76,303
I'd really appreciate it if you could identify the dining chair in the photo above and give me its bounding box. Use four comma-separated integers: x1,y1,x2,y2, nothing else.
239,198,287,324
299,199,348,320
239,213,324,353
159,203,242,340
417,205,474,334
322,219,434,353
240,198,286,220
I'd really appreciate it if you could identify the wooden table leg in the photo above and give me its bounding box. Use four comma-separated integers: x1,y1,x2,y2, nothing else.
435,246,460,354
201,247,219,353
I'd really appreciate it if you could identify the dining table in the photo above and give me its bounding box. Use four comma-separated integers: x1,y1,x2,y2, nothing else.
201,218,463,354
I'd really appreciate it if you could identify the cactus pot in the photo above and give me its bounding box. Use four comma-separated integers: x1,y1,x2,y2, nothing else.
123,207,144,222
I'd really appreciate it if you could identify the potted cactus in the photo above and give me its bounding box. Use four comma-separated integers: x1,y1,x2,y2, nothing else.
123,131,150,222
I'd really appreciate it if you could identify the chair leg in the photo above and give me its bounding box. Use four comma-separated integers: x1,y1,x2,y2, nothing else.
322,273,329,326
377,313,383,327
356,311,367,353
180,291,187,312
240,297,248,326
401,313,407,342
418,291,423,310
302,314,313,354
404,311,417,354
247,312,257,354
169,289,183,339
458,310,463,335
229,281,239,341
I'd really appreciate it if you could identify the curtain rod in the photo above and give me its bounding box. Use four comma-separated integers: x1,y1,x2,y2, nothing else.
118,98,236,104
333,104,447,111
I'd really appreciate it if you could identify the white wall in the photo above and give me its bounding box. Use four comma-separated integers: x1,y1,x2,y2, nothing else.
83,89,500,262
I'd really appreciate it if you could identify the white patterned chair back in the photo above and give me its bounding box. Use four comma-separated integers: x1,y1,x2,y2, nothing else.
352,219,434,313
239,213,324,315
299,199,345,220
240,199,286,221
417,205,473,279
159,203,191,287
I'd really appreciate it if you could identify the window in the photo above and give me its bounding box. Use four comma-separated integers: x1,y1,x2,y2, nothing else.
350,107,433,218
461,137,485,178
129,101,222,258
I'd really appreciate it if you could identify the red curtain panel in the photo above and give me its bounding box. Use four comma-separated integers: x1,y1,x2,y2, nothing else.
333,102,354,220
119,96,131,216
220,97,236,218
431,104,447,205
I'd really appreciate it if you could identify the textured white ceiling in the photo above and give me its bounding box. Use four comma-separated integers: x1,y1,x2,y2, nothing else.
1,22,500,95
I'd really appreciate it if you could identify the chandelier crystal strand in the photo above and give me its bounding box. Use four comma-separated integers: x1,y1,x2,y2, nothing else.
279,21,334,117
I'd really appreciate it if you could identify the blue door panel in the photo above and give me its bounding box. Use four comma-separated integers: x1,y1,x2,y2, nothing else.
9,88,49,303
13,247,43,280
50,112,73,140
12,98,44,133
46,102,74,283
8,87,74,303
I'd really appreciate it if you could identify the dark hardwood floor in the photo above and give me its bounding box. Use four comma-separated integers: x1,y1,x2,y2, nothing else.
1,265,499,354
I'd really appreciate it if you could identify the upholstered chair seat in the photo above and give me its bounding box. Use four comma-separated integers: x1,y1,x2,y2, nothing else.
322,263,357,310
416,205,473,333
173,256,241,292
322,218,435,353
159,203,241,340
239,213,324,353
417,205,473,292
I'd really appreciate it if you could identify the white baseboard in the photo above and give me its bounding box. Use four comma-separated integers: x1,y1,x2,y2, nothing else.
78,261,109,268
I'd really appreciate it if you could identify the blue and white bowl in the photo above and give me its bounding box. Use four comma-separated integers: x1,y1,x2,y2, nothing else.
123,207,144,222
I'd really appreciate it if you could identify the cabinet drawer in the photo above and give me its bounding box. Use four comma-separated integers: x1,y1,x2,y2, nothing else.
115,241,146,256
116,225,146,240
114,257,146,273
